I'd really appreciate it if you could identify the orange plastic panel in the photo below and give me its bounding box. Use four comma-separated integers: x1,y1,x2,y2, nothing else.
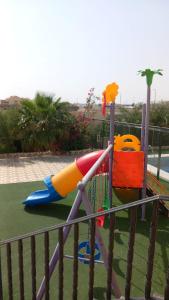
112,151,144,188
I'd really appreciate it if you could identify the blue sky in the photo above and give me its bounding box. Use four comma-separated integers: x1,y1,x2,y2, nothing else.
0,0,168,104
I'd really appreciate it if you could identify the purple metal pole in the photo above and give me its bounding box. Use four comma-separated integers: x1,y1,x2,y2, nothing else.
36,190,83,300
142,86,151,221
109,102,115,208
141,104,146,220
36,145,112,300
144,85,151,176
81,191,121,299
141,104,146,152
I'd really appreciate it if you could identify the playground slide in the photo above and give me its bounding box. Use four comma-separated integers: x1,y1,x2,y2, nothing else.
147,171,169,216
23,150,108,207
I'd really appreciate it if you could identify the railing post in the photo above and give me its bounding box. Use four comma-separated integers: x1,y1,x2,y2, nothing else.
0,249,3,300
88,218,95,300
145,201,159,299
6,243,13,300
72,223,79,300
164,267,169,300
125,206,137,299
31,235,36,300
18,239,24,300
106,213,116,300
58,228,64,300
44,232,49,300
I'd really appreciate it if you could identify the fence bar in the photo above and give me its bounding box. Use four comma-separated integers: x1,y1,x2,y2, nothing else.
58,228,64,300
88,218,95,300
31,236,36,300
6,243,13,300
164,267,169,300
72,223,79,300
92,118,169,134
18,239,24,300
106,213,116,300
44,232,49,300
0,250,3,300
125,206,137,299
109,102,115,208
145,201,159,299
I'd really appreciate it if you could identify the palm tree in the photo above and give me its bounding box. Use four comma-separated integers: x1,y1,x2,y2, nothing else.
138,69,163,86
18,93,73,152
139,68,163,220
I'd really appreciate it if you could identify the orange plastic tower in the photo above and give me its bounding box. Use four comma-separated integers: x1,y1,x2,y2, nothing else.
112,151,144,188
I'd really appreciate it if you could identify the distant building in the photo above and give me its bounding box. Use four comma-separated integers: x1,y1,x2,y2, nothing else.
0,96,23,110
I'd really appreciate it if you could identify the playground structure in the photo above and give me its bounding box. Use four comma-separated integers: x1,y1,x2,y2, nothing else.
21,69,169,299
23,71,169,216
23,134,144,208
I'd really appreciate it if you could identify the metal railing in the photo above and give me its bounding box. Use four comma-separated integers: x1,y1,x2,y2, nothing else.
0,195,169,299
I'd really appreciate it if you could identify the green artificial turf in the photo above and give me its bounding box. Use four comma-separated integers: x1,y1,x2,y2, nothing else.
0,181,169,299
0,181,77,240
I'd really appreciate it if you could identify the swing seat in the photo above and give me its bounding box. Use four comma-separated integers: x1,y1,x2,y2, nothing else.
96,208,105,227
78,241,101,264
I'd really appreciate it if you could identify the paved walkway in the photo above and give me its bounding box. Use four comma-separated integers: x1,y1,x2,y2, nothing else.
148,153,169,182
0,155,75,184
0,153,169,185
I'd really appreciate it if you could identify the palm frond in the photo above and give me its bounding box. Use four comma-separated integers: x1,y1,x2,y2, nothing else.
155,69,163,76
138,70,146,76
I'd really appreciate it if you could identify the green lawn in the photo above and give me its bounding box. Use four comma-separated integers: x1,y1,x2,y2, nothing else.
0,181,169,299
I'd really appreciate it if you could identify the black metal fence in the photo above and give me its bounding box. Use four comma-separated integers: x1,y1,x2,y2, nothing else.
0,194,169,300
90,119,169,149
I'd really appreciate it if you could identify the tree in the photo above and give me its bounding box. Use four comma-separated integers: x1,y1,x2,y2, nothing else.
18,93,74,152
84,87,100,119
0,108,20,153
117,104,142,124
150,101,169,127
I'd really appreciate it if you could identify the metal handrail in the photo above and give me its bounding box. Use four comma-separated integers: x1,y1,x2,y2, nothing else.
1,194,168,246
92,118,169,133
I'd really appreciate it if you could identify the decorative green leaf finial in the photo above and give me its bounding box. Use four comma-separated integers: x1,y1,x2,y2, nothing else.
138,68,163,86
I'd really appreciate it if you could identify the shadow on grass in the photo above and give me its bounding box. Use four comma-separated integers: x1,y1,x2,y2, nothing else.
93,287,107,300
24,202,86,222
